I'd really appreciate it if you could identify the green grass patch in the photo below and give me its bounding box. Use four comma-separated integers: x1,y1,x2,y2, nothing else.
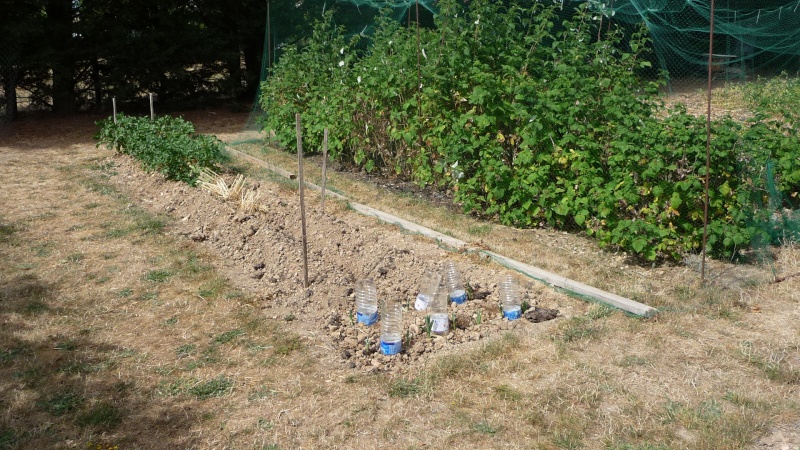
189,376,233,400
176,344,196,358
77,402,123,428
492,384,522,401
388,378,424,398
39,391,83,416
144,269,173,283
270,332,303,356
214,329,245,345
471,420,500,436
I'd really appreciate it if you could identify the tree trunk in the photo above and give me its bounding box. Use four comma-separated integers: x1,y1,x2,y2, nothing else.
2,66,18,122
47,0,75,115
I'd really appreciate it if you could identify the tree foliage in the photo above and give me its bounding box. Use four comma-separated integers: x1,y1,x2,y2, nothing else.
0,0,278,116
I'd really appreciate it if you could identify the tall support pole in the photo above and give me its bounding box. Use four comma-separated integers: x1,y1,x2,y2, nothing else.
296,113,310,288
702,0,717,283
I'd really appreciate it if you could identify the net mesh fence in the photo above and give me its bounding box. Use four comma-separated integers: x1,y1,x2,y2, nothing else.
241,0,800,276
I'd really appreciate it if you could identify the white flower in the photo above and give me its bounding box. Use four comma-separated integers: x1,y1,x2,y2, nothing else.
357,76,362,84
422,48,427,60
338,60,345,67
340,47,344,55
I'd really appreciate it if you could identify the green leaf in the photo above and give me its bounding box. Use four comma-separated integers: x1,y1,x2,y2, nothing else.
632,237,647,253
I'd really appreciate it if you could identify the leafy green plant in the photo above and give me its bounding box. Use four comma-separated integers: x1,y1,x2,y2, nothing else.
95,114,228,185
260,0,800,261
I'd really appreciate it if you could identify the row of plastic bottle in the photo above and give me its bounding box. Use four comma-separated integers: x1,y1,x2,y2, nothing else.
353,262,522,356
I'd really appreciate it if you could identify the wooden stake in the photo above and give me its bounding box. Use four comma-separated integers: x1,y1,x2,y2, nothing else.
149,93,154,121
295,113,310,288
321,128,329,212
702,0,716,284
112,97,117,124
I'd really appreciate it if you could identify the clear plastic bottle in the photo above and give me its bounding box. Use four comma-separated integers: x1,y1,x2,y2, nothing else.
443,261,467,304
354,278,378,325
414,269,441,311
429,282,450,335
499,274,521,320
380,297,403,355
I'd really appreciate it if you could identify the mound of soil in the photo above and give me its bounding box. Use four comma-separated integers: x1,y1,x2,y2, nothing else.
108,155,574,372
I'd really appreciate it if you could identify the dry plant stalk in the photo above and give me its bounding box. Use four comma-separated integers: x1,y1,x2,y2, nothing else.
240,190,262,213
198,167,269,213
197,168,245,201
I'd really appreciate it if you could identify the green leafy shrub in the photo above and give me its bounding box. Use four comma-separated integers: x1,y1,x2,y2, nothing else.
260,0,800,260
95,114,228,185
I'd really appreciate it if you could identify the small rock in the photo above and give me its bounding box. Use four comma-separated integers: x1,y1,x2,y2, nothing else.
251,271,265,280
254,262,266,270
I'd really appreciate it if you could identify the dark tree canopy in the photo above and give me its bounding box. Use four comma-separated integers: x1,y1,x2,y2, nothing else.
0,0,276,118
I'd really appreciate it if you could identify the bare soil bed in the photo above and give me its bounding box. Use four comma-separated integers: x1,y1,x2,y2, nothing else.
107,153,572,372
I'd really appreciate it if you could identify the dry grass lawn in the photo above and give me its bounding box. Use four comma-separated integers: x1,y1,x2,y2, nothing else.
0,110,798,449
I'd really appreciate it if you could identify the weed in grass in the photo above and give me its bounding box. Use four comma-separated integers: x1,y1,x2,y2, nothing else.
471,420,499,436
388,378,423,398
139,292,158,302
40,391,83,416
225,290,245,299
60,360,107,374
65,252,85,264
77,402,123,428
283,314,295,322
199,277,227,298
554,316,604,343
115,288,133,298
24,300,48,315
214,329,245,344
176,344,196,358
54,340,77,351
739,341,800,385
552,429,583,449
13,367,43,386
249,386,278,400
189,376,233,399
467,224,492,236
0,222,17,244
32,241,54,257
617,355,650,368
200,346,220,364
271,332,303,356
162,317,177,326
144,269,173,283
257,418,274,430
0,346,29,365
492,384,522,401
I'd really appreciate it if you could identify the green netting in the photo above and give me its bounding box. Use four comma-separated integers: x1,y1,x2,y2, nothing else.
607,0,800,84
